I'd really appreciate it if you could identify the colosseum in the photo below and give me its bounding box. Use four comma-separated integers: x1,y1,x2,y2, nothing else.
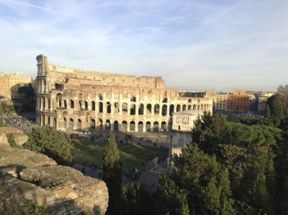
35,54,213,132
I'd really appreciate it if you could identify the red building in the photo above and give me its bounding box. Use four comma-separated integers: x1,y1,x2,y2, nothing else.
226,91,251,112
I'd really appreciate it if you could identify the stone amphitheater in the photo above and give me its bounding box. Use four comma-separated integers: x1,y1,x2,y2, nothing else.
35,55,213,132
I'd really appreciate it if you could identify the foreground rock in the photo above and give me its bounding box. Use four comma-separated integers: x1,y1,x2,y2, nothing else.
0,127,28,150
0,148,108,215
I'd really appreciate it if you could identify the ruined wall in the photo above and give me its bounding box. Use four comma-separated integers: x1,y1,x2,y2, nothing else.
35,54,213,132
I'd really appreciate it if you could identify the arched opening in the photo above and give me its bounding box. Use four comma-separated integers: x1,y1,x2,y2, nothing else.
99,94,103,100
91,101,95,111
99,102,103,113
56,93,62,108
153,122,159,132
53,118,57,128
201,104,203,110
130,121,135,132
197,105,200,110
106,119,111,130
63,100,67,109
122,121,128,132
146,104,152,114
69,118,74,130
130,96,136,102
107,102,111,113
188,105,192,110
90,119,96,129
162,104,167,116
161,121,167,131
188,99,192,103
138,121,144,132
113,121,119,131
77,119,82,130
48,116,51,126
176,104,181,112
146,121,151,132
122,103,128,113
114,102,120,113
162,97,168,103
130,104,136,115
138,103,144,115
70,100,74,109
154,104,160,115
182,105,186,111
64,118,67,129
193,104,196,110
79,101,83,110
169,104,174,115
85,101,88,110
98,119,103,129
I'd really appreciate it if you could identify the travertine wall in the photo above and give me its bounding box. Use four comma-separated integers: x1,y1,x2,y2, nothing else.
0,72,32,100
35,54,213,132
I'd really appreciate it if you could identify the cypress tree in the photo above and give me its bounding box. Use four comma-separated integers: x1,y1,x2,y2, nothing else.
102,131,122,215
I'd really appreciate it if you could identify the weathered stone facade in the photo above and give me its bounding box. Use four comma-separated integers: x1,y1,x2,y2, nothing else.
35,54,213,132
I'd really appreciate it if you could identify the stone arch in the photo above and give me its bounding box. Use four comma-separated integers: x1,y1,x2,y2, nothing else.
130,121,135,132
63,117,67,129
161,121,167,131
169,104,174,115
138,103,144,115
122,103,128,113
70,100,74,109
176,104,181,112
182,105,186,111
106,102,111,113
146,104,152,114
69,118,74,130
56,93,62,108
130,96,136,102
122,120,128,132
138,121,144,132
146,121,151,132
84,101,88,110
188,98,192,103
197,105,200,110
188,105,192,110
130,104,136,115
162,104,167,116
90,119,96,129
162,97,168,103
91,101,96,111
77,119,82,130
201,104,203,110
63,100,67,109
193,104,196,110
97,118,103,129
153,121,159,132
79,100,83,110
106,119,111,130
154,104,160,115
114,102,120,113
113,121,119,131
99,94,103,100
99,102,103,113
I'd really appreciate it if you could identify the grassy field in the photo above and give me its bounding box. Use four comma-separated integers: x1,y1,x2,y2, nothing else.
71,140,164,171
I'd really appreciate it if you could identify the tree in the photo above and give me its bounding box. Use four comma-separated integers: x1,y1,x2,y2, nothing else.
266,95,285,126
102,131,122,215
23,126,72,164
165,145,235,214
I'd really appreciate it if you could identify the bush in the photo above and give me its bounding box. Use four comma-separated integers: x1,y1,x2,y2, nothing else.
24,126,72,164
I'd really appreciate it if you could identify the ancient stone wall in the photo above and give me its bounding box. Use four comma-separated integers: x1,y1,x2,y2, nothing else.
35,54,213,132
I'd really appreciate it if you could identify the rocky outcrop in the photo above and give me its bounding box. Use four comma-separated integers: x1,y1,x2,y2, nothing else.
0,127,28,150
0,148,108,215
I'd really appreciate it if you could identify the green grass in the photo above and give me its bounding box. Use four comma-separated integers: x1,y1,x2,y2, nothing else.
71,140,164,171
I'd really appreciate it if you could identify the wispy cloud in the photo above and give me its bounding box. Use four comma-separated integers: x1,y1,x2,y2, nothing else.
0,0,287,90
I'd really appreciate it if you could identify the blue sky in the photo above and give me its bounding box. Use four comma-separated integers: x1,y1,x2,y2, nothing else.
0,0,287,91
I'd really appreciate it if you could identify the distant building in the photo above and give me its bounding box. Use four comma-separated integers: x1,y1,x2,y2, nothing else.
170,110,204,157
226,91,251,112
213,92,229,111
0,72,32,100
256,92,275,114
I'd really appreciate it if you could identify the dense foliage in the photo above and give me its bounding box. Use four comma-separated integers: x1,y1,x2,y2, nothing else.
23,126,72,164
102,131,122,215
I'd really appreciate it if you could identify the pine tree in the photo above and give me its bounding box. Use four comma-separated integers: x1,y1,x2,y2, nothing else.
265,105,271,119
102,131,122,215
